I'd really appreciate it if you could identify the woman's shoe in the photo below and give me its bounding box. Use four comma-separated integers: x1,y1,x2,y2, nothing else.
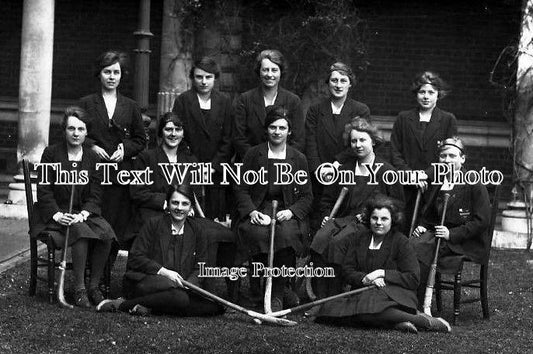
393,321,418,333
96,298,125,312
88,288,105,306
74,289,91,309
129,304,151,316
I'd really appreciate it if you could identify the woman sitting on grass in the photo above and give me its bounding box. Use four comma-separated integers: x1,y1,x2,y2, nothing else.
316,196,451,333
97,184,225,316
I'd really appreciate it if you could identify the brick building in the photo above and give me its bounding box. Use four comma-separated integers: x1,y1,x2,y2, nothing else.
0,0,519,198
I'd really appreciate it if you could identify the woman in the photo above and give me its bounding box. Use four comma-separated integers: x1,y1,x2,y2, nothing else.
79,50,146,248
411,137,490,306
316,196,451,333
310,118,404,297
233,49,305,160
390,71,457,229
32,107,116,308
235,105,312,311
305,62,371,232
172,56,233,220
129,112,236,295
97,184,225,317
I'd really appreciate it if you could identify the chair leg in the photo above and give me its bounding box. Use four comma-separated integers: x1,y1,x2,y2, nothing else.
435,272,442,314
480,264,490,319
453,271,462,325
47,241,55,304
104,260,111,298
29,238,37,296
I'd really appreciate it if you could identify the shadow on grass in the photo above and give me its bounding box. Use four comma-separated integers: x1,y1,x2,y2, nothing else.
0,250,532,353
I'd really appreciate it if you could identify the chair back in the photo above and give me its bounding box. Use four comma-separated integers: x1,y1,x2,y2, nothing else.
22,159,35,232
484,183,501,262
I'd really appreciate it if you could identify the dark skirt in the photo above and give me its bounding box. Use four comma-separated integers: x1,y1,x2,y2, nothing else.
310,217,362,264
42,215,116,247
237,201,304,258
410,230,464,274
318,285,417,318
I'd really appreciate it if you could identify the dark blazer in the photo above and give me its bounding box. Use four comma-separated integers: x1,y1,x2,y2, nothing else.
79,93,146,167
31,142,103,237
419,180,490,264
235,143,313,223
172,89,233,171
305,97,370,172
390,107,457,171
233,87,305,160
319,156,405,220
125,215,208,286
130,145,198,231
342,229,419,309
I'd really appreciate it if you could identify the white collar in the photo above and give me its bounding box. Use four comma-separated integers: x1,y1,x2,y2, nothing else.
355,154,375,176
264,92,278,107
369,235,383,250
267,142,286,159
68,148,83,162
331,101,344,115
171,223,184,235
197,94,211,110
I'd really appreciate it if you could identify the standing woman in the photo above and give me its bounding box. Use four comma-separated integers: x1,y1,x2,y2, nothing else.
32,107,116,308
390,71,457,228
305,62,370,232
233,49,305,161
235,106,312,310
316,196,451,333
79,50,146,249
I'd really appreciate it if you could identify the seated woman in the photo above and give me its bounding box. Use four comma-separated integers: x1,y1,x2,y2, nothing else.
310,118,404,297
235,105,312,310
411,137,490,306
97,184,225,316
32,106,116,308
129,112,236,294
316,196,451,333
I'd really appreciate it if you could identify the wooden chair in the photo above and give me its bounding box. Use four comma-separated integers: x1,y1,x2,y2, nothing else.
23,159,110,303
435,184,501,324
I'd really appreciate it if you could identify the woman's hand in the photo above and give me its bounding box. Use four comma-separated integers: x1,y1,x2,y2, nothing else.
362,269,385,285
249,210,270,225
91,145,110,161
109,144,124,162
412,225,427,238
276,209,293,222
158,267,184,288
434,225,450,240
321,216,332,228
55,213,83,226
417,171,429,192
372,278,386,288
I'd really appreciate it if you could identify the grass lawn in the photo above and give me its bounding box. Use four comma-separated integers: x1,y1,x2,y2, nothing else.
0,249,532,354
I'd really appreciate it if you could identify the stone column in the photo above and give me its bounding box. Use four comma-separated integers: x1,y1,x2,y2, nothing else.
133,0,153,110
3,0,55,214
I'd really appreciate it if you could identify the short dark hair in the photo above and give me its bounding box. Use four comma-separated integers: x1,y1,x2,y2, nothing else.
189,56,220,79
165,183,194,206
94,50,129,78
62,106,89,131
363,195,405,232
410,71,449,98
325,62,356,85
157,112,184,138
438,136,466,157
343,117,383,147
254,49,286,77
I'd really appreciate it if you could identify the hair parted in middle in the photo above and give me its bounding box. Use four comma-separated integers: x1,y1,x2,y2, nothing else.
254,49,287,77
94,50,129,78
342,117,383,147
165,183,195,206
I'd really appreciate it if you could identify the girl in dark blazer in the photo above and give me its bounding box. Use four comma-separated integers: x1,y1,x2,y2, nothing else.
317,196,451,333
79,51,146,246
33,107,116,308
233,49,305,160
310,118,404,297
411,137,490,305
390,71,457,231
235,106,313,310
172,57,234,220
97,184,225,316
